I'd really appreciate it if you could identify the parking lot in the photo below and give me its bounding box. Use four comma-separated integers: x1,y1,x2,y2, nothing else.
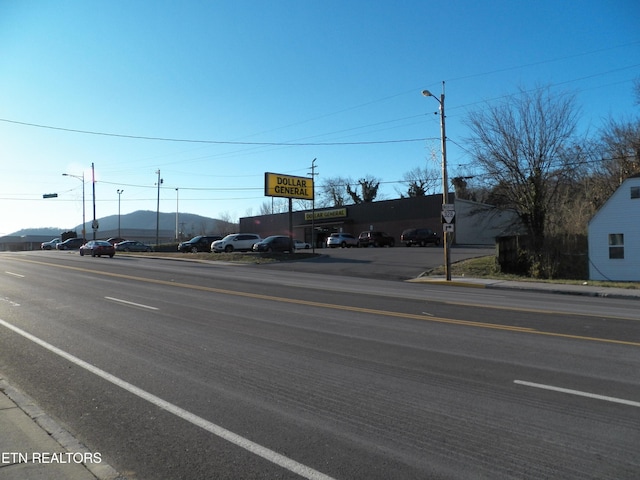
263,244,494,280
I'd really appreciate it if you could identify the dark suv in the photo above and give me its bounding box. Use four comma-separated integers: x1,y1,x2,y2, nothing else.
400,228,441,247
56,237,86,250
357,231,395,247
177,235,222,253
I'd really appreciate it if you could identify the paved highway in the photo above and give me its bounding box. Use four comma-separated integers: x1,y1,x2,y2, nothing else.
0,250,639,479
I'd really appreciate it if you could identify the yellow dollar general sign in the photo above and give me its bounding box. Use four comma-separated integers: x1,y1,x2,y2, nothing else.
264,172,314,200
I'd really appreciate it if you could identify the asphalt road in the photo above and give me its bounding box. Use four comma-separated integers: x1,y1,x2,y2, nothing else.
0,250,639,479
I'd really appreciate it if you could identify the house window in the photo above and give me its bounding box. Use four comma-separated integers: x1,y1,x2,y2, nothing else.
609,233,624,259
631,186,640,199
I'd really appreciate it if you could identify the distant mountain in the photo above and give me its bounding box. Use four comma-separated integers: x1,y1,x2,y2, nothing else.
9,227,63,237
8,210,226,237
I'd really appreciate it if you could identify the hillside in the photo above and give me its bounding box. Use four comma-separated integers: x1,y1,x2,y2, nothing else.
9,210,225,237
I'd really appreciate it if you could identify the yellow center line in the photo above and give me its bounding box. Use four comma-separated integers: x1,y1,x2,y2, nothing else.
11,258,640,347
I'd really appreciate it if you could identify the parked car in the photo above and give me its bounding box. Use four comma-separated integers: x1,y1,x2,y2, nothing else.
41,238,61,250
400,228,441,247
79,240,115,257
106,237,127,245
294,239,311,250
56,238,86,250
212,234,261,253
115,240,153,252
326,232,358,248
357,231,395,248
252,236,295,253
177,235,222,253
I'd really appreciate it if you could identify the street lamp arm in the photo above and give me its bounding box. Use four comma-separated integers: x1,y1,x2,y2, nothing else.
62,173,83,181
421,89,442,105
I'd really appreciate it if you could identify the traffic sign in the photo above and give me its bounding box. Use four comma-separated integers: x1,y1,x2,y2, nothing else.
443,223,454,233
43,193,58,198
441,207,455,224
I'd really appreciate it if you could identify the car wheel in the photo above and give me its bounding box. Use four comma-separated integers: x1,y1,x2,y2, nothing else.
124,248,131,252
435,238,441,246
109,254,114,258
79,250,84,256
225,245,234,253
191,247,198,253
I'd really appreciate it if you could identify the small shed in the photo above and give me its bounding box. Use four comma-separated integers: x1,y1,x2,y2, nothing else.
588,174,640,281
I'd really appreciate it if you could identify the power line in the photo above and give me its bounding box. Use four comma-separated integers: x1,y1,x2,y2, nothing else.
0,118,429,146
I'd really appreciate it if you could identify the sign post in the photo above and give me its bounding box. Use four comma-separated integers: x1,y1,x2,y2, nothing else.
264,172,315,249
441,203,455,225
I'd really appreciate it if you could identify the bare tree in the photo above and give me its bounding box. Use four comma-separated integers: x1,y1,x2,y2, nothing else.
318,176,352,207
396,166,439,198
346,176,380,203
598,117,640,187
258,199,289,215
217,211,239,235
466,86,581,276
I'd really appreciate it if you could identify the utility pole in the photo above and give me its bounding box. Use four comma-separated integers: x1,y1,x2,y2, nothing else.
91,162,97,240
308,158,317,253
175,188,179,241
156,169,163,246
422,82,452,281
117,189,124,238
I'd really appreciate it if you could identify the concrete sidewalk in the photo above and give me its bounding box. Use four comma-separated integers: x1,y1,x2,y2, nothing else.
413,275,640,300
0,378,122,480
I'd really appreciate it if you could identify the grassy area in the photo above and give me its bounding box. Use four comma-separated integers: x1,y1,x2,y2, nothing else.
425,255,640,289
120,250,319,264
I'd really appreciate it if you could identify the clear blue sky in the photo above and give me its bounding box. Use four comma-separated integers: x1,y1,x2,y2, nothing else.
1,0,639,236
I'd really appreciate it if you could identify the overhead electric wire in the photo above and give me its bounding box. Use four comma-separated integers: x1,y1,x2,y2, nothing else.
0,118,428,146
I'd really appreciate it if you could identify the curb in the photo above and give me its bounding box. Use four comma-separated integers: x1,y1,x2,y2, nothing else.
0,379,125,480
410,277,640,300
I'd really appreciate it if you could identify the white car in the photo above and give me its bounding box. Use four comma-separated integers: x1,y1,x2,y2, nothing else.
326,233,358,248
294,239,311,250
211,233,261,253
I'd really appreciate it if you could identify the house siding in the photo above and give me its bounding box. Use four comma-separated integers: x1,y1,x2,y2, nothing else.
454,199,521,245
588,175,640,281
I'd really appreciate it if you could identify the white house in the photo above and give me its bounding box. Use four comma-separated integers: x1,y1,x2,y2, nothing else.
588,174,640,281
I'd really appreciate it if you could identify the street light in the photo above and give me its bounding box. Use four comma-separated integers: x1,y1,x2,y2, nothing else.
62,172,86,240
422,83,451,281
175,188,179,241
117,189,124,238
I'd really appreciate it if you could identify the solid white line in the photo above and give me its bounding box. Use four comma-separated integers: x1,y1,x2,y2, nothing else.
105,296,159,310
0,318,336,480
514,380,640,408
5,271,25,278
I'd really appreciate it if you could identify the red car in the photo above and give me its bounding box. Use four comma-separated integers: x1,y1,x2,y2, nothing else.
79,240,116,258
